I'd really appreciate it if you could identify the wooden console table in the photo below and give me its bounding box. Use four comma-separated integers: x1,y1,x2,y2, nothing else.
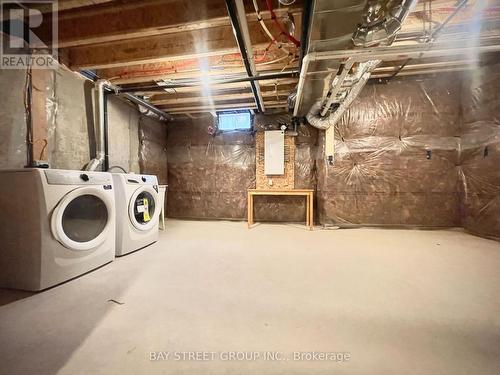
247,189,314,230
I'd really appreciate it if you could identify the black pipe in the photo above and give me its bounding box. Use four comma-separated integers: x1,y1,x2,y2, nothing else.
80,69,99,81
298,0,314,72
225,0,264,113
119,70,299,93
103,91,110,172
24,68,34,167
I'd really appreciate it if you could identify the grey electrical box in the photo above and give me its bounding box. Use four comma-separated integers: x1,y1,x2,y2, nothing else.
264,130,285,175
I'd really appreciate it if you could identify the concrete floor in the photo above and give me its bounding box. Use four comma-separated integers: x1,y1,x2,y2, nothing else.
1,220,499,375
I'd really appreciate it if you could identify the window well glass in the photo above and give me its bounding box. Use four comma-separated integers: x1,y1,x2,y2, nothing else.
217,111,252,131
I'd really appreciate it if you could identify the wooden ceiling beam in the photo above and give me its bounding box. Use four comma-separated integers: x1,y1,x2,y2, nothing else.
102,60,299,85
36,0,114,13
134,78,298,96
151,89,291,106
164,100,288,114
41,0,302,49
149,81,297,99
68,21,292,70
401,0,500,34
55,0,229,48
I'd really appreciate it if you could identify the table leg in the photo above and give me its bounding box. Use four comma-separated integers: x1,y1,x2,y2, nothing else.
248,192,254,228
160,208,165,230
309,192,314,231
306,194,310,228
250,194,253,227
247,192,251,228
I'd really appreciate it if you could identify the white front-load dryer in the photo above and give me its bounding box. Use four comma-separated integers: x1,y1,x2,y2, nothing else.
112,173,159,256
0,169,116,291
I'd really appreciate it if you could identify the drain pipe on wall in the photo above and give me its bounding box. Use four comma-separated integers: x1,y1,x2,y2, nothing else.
86,79,170,171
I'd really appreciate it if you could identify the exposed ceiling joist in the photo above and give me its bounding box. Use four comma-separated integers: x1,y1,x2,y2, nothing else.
166,100,288,114
102,60,299,85
152,89,291,106
68,22,281,70
45,1,302,49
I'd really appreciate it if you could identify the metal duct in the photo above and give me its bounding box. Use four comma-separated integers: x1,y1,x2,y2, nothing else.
86,79,107,171
352,0,416,47
84,76,170,171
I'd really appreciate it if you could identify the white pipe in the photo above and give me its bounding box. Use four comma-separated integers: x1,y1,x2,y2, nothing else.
235,0,265,112
292,51,315,116
86,79,107,171
293,39,500,117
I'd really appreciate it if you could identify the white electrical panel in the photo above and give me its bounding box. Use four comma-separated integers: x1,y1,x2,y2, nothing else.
264,130,285,175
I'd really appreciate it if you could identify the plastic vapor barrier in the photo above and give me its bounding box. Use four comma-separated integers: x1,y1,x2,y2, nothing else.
164,62,499,240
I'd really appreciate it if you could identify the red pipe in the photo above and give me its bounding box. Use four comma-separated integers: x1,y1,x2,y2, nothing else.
265,0,300,48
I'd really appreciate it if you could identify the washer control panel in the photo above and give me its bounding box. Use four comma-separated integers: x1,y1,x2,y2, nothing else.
125,174,158,185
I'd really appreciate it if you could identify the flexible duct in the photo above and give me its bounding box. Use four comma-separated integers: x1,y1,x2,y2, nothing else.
306,70,372,130
352,0,416,47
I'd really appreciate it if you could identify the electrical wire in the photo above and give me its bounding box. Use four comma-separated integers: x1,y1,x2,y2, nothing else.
33,139,48,160
252,0,293,56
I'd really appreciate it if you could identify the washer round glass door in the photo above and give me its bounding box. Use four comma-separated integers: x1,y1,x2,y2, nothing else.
129,186,158,231
51,187,114,251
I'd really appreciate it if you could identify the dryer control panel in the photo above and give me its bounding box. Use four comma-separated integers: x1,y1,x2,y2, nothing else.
44,170,113,185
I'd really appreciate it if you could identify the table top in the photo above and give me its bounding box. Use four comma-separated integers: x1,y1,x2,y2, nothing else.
248,189,314,194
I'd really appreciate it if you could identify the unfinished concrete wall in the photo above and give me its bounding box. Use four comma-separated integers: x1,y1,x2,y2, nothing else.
139,115,168,184
317,74,462,227
460,62,500,240
107,96,140,174
0,69,27,169
49,68,91,170
0,66,164,176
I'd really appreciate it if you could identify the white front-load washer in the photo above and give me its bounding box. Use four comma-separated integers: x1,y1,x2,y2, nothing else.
112,173,159,256
0,169,115,291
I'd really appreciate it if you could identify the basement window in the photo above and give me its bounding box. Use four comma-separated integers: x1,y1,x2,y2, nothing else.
217,110,252,131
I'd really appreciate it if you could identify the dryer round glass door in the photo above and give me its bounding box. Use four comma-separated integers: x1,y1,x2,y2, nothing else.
51,187,114,251
128,186,158,231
